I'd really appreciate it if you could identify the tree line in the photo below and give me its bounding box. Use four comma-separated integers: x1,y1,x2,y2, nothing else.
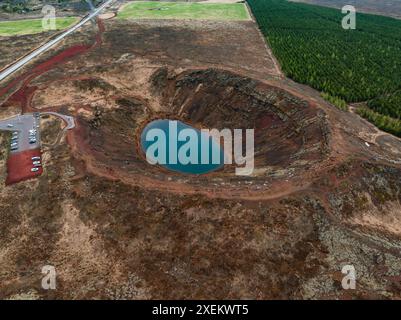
248,0,401,135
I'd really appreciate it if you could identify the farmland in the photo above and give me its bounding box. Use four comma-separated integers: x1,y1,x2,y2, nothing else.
0,17,78,36
248,0,401,135
118,1,250,21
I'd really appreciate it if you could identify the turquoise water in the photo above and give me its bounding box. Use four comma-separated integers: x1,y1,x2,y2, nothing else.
141,119,224,174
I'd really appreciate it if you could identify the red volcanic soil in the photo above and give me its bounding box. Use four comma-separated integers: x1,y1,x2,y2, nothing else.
0,45,91,111
6,149,42,185
0,19,105,114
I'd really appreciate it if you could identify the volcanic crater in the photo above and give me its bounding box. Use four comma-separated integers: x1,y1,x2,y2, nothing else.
73,69,328,181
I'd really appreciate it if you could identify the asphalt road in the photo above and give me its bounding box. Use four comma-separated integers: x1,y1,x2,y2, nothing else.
0,0,114,82
42,111,75,130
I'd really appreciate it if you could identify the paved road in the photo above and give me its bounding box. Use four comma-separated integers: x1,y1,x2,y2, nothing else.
42,111,75,130
0,0,114,82
41,112,75,147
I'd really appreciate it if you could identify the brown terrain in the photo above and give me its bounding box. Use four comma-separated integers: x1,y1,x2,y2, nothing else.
0,12,401,300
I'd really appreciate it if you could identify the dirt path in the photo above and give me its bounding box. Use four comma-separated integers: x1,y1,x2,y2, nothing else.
244,1,283,79
349,104,401,145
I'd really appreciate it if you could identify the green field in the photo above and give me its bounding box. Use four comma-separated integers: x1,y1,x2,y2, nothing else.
118,1,250,21
0,17,78,36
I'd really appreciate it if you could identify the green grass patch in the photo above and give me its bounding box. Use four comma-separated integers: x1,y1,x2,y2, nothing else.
0,17,78,36
118,1,250,21
321,92,348,111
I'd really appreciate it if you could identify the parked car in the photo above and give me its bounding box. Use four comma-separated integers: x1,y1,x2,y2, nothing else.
7,124,13,128
31,168,39,172
32,156,41,161
32,161,41,165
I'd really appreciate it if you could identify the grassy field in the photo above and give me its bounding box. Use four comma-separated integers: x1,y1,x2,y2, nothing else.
118,1,250,21
0,17,78,36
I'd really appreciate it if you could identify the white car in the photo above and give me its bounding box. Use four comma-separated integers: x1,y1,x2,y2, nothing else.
7,124,13,128
32,156,41,161
32,161,41,165
31,168,39,172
